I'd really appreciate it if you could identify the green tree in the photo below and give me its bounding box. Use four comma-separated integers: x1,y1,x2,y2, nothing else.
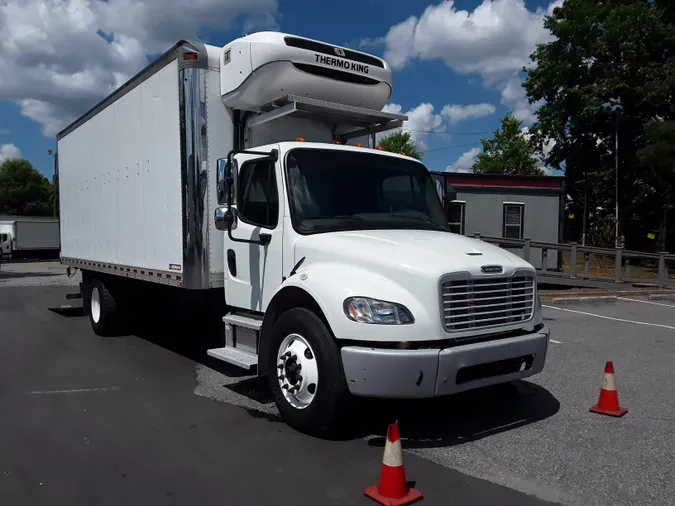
0,158,54,216
636,120,675,251
377,131,422,159
522,0,675,250
471,113,543,175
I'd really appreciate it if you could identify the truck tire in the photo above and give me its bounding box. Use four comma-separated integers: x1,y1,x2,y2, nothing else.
266,307,351,439
88,279,121,337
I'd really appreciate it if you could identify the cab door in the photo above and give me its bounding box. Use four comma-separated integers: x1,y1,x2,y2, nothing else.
222,150,284,312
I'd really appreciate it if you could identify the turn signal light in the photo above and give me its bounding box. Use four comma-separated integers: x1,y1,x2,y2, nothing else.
354,143,363,147
296,137,305,142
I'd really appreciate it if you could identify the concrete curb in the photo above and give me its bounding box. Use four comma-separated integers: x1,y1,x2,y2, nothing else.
540,289,675,302
649,294,675,301
548,296,618,304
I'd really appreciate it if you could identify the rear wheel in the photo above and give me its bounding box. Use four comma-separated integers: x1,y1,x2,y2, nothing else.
87,279,122,336
267,308,351,438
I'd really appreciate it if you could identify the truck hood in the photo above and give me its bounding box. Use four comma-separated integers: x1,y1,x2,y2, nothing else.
293,229,534,280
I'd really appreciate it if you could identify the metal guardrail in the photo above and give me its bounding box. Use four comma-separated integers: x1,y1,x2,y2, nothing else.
472,233,675,288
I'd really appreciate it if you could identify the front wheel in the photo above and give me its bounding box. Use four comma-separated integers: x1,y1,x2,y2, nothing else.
266,308,351,438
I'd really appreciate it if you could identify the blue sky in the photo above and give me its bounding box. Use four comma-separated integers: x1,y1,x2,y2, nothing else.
0,0,561,178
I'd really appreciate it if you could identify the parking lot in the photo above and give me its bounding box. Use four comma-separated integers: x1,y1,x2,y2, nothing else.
1,263,673,506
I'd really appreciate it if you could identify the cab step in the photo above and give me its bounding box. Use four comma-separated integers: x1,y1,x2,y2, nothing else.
207,347,258,370
222,313,263,330
206,312,263,371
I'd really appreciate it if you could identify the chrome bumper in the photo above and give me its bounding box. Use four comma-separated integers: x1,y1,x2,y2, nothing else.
340,325,550,398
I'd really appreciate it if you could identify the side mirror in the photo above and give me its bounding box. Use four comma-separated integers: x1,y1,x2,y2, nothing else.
216,157,238,205
214,207,237,231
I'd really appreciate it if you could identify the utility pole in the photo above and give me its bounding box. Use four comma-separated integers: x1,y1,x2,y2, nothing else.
614,114,619,247
582,171,588,246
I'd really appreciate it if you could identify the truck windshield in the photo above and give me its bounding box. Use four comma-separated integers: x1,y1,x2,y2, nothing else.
285,148,450,235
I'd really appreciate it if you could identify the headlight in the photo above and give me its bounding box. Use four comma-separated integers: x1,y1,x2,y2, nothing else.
343,297,414,325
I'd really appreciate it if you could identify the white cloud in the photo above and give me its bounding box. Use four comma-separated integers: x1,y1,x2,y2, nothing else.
0,143,21,162
0,0,278,137
446,147,481,172
380,0,564,125
380,101,496,151
381,102,445,151
520,125,560,174
441,103,495,123
499,76,543,124
382,0,556,75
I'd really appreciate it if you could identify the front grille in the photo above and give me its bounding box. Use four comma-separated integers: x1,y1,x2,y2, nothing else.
441,273,535,332
291,63,380,85
284,36,385,68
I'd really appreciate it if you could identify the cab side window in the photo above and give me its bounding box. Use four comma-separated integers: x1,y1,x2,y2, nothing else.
237,160,279,228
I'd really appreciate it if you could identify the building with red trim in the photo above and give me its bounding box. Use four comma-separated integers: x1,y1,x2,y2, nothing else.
429,172,566,270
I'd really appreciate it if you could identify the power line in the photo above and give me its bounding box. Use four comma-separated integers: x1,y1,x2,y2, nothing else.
421,142,482,154
400,127,492,135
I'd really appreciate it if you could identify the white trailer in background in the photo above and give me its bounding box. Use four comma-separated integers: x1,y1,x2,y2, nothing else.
57,32,550,437
0,216,60,260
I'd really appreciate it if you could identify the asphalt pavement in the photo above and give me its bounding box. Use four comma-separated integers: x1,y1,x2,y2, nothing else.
0,284,560,506
1,264,673,506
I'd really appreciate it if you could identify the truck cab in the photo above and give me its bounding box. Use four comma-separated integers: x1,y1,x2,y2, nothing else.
0,232,10,259
194,34,548,437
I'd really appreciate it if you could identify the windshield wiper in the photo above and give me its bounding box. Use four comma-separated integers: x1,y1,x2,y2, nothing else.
390,212,447,231
305,214,366,221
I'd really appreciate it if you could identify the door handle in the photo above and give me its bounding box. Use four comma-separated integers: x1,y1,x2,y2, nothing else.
227,249,237,276
259,233,271,246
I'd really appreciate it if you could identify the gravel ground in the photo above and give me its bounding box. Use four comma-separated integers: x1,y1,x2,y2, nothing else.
0,261,80,287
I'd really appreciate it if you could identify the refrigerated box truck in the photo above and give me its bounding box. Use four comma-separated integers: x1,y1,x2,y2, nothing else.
0,216,60,260
57,32,550,437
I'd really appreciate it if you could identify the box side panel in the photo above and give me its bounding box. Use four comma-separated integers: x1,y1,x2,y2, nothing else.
58,59,183,274
205,66,233,285
14,222,60,250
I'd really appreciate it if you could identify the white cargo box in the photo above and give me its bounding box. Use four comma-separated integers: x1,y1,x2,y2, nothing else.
15,219,60,250
57,34,406,291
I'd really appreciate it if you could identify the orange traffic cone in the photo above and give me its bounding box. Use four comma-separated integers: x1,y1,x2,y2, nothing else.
589,361,628,417
364,420,423,506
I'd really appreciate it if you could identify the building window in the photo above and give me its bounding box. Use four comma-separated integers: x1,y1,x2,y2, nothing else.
237,159,279,229
503,203,524,239
447,201,465,235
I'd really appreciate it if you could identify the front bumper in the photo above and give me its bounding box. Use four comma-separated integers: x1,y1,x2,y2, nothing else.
340,325,550,398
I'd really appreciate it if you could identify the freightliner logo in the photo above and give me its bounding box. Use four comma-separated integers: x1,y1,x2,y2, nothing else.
481,265,504,274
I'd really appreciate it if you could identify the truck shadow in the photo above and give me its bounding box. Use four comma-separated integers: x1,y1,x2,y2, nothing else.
79,303,560,447
356,380,559,449
0,271,62,279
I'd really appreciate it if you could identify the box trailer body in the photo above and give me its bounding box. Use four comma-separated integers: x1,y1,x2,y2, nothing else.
57,32,550,437
0,217,60,259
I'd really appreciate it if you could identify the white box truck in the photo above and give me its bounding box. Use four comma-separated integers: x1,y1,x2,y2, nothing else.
0,216,60,260
57,32,550,437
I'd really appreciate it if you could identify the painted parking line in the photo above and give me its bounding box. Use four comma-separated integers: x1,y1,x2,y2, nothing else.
543,305,675,331
550,339,563,344
25,386,121,395
618,297,675,308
